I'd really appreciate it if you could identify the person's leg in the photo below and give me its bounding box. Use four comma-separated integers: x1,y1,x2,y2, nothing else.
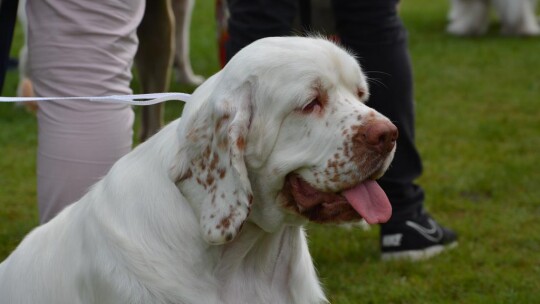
226,1,422,217
332,0,423,222
332,0,456,260
27,0,145,223
225,0,298,61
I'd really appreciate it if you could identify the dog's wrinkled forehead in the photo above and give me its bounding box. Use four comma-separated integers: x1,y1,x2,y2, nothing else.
225,37,367,95
207,36,373,171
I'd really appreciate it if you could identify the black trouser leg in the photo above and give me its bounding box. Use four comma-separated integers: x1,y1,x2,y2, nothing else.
225,0,424,222
225,0,298,61
331,0,424,222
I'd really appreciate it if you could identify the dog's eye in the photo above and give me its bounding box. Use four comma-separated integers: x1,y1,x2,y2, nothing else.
357,89,366,100
301,98,322,114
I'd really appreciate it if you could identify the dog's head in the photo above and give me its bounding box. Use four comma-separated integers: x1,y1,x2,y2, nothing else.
177,37,397,244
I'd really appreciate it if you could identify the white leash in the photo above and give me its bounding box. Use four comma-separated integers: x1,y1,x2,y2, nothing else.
0,92,192,105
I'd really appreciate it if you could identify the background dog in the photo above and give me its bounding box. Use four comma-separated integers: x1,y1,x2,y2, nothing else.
447,0,540,36
136,0,204,141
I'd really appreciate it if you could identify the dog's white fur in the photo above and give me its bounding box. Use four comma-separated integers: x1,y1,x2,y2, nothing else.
0,37,396,304
447,0,540,36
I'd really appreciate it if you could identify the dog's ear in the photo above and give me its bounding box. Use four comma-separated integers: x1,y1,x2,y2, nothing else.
185,83,253,245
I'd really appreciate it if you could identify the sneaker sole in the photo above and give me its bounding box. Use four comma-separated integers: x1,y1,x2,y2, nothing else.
381,241,458,261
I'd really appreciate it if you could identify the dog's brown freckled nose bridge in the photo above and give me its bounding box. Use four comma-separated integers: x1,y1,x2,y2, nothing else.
357,121,398,154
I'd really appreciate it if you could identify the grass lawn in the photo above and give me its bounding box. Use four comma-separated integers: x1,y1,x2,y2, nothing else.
1,0,539,302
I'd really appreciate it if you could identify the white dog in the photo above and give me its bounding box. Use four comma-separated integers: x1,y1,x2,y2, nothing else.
447,0,540,36
0,37,397,304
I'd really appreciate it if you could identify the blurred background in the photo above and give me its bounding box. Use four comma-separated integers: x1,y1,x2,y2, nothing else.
0,0,539,302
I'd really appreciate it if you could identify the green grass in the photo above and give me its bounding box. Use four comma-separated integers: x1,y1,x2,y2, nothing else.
1,0,540,302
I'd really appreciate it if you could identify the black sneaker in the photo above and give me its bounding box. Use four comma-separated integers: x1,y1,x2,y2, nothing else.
380,211,458,261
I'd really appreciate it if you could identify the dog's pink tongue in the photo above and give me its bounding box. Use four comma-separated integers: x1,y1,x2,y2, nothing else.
342,180,392,224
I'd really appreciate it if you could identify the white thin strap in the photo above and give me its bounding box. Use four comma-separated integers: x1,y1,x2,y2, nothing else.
0,92,191,105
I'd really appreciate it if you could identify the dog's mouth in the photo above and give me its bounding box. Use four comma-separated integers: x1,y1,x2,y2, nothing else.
282,174,392,224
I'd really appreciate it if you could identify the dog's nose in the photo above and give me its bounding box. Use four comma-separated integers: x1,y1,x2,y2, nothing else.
363,121,398,154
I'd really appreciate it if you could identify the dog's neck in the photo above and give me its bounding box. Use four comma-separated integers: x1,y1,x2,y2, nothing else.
216,222,293,274
211,223,326,303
